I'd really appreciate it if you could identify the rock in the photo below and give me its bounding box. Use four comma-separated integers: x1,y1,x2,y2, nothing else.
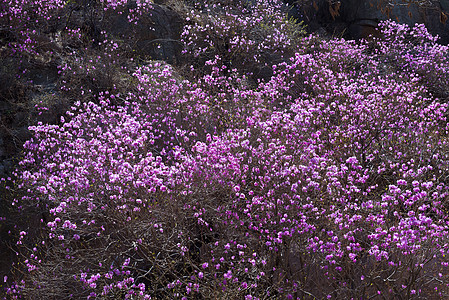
294,0,449,44
442,0,449,11
0,57,62,178
108,3,184,64
347,19,382,40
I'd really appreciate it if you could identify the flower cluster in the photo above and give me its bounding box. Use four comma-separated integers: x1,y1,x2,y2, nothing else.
180,0,305,81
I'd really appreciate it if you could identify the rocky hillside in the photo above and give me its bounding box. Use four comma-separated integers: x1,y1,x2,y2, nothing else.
2,0,449,299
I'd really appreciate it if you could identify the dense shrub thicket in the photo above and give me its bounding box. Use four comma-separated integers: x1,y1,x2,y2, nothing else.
3,0,449,299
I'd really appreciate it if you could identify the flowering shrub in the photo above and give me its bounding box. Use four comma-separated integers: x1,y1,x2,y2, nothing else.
179,0,305,81
4,0,449,299
364,20,449,99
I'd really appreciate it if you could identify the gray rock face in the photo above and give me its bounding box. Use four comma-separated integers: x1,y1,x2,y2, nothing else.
297,0,449,44
0,61,62,178
109,4,184,64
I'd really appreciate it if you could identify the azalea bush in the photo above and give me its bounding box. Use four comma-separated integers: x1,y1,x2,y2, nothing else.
179,0,305,81
3,0,449,299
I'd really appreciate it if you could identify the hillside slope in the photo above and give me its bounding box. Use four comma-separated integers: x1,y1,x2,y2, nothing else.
2,0,449,299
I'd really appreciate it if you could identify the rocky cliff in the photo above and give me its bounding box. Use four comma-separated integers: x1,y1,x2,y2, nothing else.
295,0,449,43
